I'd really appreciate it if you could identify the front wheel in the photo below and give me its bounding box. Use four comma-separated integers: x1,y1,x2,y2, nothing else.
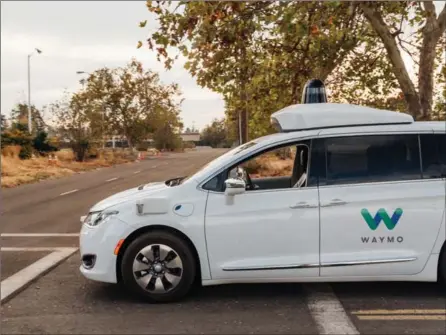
120,231,196,303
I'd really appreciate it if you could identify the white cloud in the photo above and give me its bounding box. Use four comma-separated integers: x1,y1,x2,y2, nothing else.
0,1,224,130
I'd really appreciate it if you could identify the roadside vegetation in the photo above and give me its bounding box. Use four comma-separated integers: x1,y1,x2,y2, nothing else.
1,145,136,188
1,60,190,188
2,2,445,187
143,1,445,144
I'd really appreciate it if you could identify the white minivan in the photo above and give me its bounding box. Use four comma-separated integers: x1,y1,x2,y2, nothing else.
79,103,446,302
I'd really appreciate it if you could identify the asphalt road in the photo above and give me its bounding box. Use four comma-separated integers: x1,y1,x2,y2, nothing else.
1,148,445,334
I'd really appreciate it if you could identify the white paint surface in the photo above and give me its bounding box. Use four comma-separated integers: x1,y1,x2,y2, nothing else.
133,170,141,174
105,177,118,182
304,284,359,335
59,189,79,196
1,248,78,302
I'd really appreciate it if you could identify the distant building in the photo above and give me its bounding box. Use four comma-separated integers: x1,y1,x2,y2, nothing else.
180,132,200,143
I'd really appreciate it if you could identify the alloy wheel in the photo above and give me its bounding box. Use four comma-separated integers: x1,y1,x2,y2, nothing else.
132,244,183,293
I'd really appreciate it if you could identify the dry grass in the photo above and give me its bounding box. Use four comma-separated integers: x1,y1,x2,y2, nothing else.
1,147,136,188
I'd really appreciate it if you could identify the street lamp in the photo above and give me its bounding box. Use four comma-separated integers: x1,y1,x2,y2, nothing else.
76,70,106,149
28,48,42,133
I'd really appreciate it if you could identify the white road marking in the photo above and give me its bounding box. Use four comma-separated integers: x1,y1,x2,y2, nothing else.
1,247,75,252
352,309,446,315
59,189,79,196
1,233,79,237
357,315,446,321
133,170,141,174
152,165,157,168
1,247,78,302
105,177,118,182
304,284,359,335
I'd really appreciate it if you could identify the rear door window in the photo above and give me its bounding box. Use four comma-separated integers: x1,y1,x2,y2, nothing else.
420,134,446,178
324,135,421,185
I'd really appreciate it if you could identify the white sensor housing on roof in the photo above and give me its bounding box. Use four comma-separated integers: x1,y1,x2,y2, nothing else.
270,103,414,132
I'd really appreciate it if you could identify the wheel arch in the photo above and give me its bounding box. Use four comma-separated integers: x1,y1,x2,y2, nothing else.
116,225,202,286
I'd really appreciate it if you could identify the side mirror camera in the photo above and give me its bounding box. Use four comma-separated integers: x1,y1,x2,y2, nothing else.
224,178,246,196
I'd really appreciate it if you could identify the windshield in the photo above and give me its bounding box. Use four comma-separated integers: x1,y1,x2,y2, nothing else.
184,141,260,183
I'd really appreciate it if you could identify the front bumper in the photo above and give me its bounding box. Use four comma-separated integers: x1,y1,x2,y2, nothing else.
79,216,132,284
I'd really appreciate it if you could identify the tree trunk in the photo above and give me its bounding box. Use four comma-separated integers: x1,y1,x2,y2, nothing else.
239,44,249,144
360,3,422,118
418,2,446,120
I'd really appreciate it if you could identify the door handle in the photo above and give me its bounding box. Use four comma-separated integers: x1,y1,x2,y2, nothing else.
322,199,347,207
290,202,318,209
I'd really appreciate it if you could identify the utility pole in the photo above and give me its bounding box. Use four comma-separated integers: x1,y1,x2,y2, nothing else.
27,48,42,133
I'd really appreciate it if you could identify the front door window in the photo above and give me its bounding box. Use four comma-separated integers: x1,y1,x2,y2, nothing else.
228,143,310,191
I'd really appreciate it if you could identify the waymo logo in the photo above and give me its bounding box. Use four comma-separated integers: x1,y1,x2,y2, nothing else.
361,208,403,231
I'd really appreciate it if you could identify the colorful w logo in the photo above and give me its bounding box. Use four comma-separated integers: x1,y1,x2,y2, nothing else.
361,208,403,231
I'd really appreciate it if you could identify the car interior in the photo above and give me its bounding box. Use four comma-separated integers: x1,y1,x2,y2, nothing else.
228,143,310,191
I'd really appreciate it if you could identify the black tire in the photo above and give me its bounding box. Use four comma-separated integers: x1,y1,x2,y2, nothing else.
120,231,196,303
439,244,446,285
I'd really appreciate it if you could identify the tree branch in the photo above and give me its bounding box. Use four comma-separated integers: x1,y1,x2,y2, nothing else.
436,5,446,36
360,2,422,118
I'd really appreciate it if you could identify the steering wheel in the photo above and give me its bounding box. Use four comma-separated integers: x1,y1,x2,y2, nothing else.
236,166,254,190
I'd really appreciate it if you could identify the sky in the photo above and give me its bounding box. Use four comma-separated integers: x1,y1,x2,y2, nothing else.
1,1,225,130
1,1,444,131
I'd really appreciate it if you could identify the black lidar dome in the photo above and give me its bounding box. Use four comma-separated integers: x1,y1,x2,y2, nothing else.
301,79,327,104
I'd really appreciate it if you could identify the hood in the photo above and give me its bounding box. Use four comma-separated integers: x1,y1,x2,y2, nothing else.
90,181,168,212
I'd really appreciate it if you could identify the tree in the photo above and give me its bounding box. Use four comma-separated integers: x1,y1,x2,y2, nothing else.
142,0,445,138
78,60,183,149
51,91,92,162
201,118,230,148
10,103,46,133
142,1,366,142
0,114,8,132
359,1,446,120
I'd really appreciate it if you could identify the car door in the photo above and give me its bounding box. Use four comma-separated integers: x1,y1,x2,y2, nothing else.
204,142,320,280
317,132,445,277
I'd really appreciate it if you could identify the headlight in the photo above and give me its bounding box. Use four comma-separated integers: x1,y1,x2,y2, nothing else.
84,210,119,227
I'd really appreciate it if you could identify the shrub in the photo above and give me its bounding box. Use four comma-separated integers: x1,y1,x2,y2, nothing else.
1,129,33,149
33,131,58,154
86,144,100,159
19,145,33,160
71,139,89,162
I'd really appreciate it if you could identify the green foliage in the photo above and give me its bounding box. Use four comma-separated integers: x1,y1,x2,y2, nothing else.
0,114,8,131
142,0,446,137
19,144,33,160
71,139,90,162
50,91,93,162
200,118,231,148
74,59,183,149
10,103,46,134
1,128,33,149
153,125,182,151
142,1,369,138
33,131,58,154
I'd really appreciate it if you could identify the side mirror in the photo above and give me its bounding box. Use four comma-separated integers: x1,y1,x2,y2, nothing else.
224,178,246,196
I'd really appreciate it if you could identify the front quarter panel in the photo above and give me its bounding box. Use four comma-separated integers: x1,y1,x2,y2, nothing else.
116,181,212,280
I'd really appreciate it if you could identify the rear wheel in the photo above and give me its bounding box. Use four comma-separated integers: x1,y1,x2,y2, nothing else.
120,231,196,303
439,244,446,286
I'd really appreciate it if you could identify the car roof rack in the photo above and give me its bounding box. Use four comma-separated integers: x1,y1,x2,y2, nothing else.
270,103,414,133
